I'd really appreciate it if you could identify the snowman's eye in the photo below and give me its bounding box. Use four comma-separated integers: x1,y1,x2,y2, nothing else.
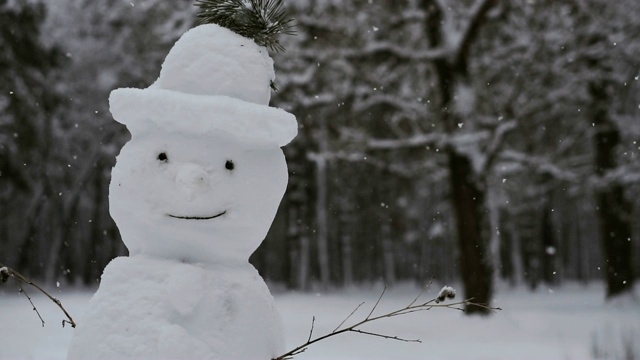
225,160,234,171
157,152,168,162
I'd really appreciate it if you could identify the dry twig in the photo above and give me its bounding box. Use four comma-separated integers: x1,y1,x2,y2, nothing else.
273,282,501,360
0,263,77,328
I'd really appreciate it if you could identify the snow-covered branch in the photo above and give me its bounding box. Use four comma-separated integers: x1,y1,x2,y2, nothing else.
499,150,580,182
294,41,448,63
344,41,449,62
307,149,441,179
295,14,336,32
479,119,518,175
276,66,320,94
352,94,428,117
591,164,640,189
292,92,337,108
454,0,499,66
388,9,426,27
367,132,446,151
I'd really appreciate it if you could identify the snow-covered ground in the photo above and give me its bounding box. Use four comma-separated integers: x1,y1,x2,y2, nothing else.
0,282,638,360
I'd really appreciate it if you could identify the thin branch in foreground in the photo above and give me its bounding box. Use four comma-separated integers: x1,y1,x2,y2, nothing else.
18,282,45,327
306,316,315,343
408,278,434,307
273,285,501,360
0,263,77,328
333,302,364,333
366,285,387,320
350,329,421,343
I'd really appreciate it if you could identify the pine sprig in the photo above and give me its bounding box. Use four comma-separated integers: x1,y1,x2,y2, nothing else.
195,0,295,52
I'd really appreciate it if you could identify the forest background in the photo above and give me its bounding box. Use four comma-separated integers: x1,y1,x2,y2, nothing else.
1,0,639,314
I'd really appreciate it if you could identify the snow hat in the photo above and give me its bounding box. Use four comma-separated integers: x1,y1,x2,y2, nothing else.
109,24,297,147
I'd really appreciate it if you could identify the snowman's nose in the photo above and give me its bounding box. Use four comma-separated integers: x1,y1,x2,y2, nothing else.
175,163,210,201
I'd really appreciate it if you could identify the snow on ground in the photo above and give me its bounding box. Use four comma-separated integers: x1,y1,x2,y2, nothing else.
0,282,638,360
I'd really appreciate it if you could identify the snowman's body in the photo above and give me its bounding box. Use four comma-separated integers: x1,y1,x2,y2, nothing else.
67,24,296,360
68,257,283,359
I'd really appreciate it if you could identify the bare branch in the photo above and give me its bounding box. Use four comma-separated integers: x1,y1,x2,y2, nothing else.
387,307,434,317
0,262,77,328
18,282,45,327
408,279,433,307
307,316,315,343
273,286,501,360
350,329,421,343
366,285,387,320
333,302,365,333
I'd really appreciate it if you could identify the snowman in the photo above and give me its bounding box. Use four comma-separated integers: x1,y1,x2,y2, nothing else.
67,18,297,360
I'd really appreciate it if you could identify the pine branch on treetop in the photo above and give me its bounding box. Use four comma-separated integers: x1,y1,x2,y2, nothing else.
195,0,295,52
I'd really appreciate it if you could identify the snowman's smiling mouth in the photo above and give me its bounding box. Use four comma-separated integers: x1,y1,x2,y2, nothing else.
167,211,226,220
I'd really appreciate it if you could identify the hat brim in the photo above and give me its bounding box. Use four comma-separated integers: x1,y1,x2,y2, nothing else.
109,88,297,147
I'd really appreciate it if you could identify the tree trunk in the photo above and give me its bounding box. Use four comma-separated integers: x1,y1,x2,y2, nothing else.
498,208,516,285
314,120,331,289
541,204,558,285
517,199,542,289
592,83,633,297
596,186,633,297
420,0,498,314
381,220,396,285
567,0,635,298
339,205,355,287
286,146,311,290
447,150,493,313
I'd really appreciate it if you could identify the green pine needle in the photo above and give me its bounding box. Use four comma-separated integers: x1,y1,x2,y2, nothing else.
195,0,295,52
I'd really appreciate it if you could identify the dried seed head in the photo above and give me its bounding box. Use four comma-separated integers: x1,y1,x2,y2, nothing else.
0,267,10,283
436,286,456,303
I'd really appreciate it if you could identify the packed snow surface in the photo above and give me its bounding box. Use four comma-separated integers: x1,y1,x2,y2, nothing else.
1,283,638,360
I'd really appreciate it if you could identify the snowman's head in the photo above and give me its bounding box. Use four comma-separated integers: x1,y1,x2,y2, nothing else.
109,90,295,263
107,23,297,263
